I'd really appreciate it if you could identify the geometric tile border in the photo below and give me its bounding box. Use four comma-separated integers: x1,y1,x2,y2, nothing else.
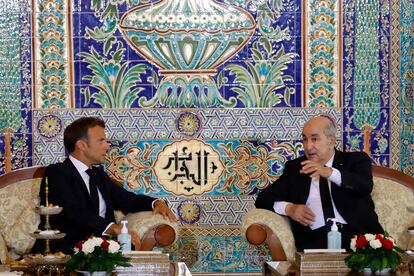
167,196,255,227
389,0,401,170
179,227,241,238
33,108,342,140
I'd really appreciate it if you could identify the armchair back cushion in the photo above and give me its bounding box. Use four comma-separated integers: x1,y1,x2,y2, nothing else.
0,167,44,262
371,176,414,247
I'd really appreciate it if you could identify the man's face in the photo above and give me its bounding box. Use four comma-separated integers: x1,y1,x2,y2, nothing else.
302,118,335,164
81,125,110,166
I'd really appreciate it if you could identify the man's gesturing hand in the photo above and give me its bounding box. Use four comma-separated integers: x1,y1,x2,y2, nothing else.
153,200,178,222
285,203,315,226
300,160,333,179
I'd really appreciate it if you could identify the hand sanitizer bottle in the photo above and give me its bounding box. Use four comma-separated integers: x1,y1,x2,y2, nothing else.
327,218,342,249
117,220,131,252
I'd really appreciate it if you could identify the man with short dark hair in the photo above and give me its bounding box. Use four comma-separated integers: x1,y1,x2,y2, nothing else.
255,115,383,251
32,117,177,253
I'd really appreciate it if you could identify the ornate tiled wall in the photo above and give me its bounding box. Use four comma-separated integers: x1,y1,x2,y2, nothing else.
0,0,412,273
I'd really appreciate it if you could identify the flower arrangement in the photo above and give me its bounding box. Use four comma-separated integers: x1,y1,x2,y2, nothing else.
65,237,130,273
345,232,403,273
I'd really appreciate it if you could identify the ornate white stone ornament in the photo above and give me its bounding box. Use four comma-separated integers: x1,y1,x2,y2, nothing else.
153,139,224,196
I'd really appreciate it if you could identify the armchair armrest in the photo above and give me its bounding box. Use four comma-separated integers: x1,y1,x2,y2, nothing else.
241,208,296,261
118,211,179,250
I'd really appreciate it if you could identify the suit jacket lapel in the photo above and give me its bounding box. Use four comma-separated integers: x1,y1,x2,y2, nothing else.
300,174,312,203
332,149,344,170
91,167,111,207
64,158,92,201
91,167,115,221
295,156,312,203
331,149,345,198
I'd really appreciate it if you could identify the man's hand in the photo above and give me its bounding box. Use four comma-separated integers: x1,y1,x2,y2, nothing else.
105,223,141,249
285,203,315,226
128,230,141,250
153,200,178,221
300,160,333,179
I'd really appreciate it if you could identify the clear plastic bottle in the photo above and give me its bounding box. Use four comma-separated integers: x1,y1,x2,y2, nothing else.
117,220,131,251
327,218,342,249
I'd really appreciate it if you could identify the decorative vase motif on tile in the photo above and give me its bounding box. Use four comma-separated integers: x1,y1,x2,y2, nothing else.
119,0,256,107
363,267,391,275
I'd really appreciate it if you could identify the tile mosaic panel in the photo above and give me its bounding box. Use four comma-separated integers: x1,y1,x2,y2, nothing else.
306,0,340,107
33,108,341,141
34,0,72,108
0,0,32,173
72,0,302,109
162,228,270,273
389,0,400,169
33,109,342,196
0,0,411,274
167,196,255,227
400,0,414,175
342,0,391,165
0,136,4,175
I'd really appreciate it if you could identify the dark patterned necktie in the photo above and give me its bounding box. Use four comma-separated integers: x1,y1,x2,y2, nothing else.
319,177,335,225
85,169,99,214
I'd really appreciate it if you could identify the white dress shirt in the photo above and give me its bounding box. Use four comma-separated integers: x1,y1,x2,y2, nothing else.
273,153,348,229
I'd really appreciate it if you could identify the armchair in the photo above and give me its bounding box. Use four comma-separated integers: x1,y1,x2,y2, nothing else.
241,165,414,261
0,166,177,264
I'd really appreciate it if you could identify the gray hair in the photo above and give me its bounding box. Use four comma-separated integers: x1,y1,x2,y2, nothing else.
313,114,337,138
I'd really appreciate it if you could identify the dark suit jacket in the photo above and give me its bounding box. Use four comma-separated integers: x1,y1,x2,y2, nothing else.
255,150,383,249
32,158,156,253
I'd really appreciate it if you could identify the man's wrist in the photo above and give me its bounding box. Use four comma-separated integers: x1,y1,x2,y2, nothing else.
327,167,333,177
285,203,293,217
152,199,167,209
104,223,121,236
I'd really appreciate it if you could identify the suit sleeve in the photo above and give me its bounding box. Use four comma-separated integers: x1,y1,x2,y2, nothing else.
255,161,293,211
337,152,374,197
105,173,156,213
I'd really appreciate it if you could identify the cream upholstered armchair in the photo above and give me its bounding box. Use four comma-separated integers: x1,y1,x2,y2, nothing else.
241,165,414,261
0,166,178,264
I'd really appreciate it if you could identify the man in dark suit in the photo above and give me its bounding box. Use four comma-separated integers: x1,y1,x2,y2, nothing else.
255,115,383,251
32,117,177,253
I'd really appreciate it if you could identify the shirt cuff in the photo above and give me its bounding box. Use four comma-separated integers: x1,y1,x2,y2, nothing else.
273,201,290,216
103,222,114,236
151,199,165,209
328,167,342,186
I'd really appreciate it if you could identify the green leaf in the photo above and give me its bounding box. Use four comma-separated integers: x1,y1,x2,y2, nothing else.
259,37,272,56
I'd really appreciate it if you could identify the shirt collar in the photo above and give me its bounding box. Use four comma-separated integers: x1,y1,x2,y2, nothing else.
325,151,335,168
69,155,89,175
